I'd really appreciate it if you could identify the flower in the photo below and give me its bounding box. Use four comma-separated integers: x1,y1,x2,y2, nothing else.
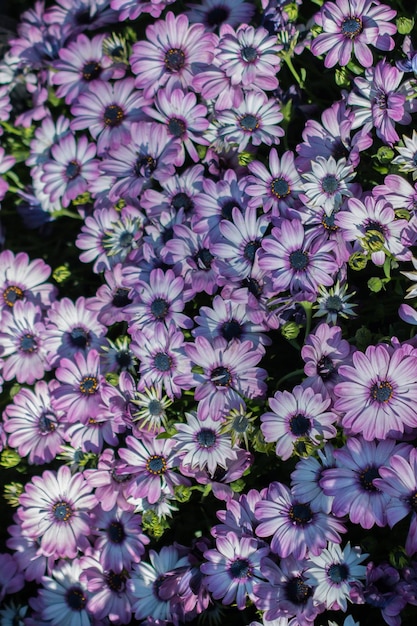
313,281,357,325
392,130,417,180
300,155,356,217
0,250,56,312
17,464,97,559
186,0,255,30
311,0,397,68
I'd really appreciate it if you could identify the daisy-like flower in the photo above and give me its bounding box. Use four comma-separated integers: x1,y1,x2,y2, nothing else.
117,434,188,503
220,402,257,449
0,250,56,312
128,545,190,622
313,281,357,325
31,558,91,626
375,448,417,556
336,194,411,266
111,0,176,21
100,122,181,202
210,91,284,152
87,266,134,327
260,384,338,461
130,11,216,98
334,343,417,441
70,78,148,156
143,87,209,165
201,532,269,610
53,349,104,424
392,130,417,180
0,300,49,385
51,32,123,105
259,218,339,299
373,173,417,216
175,335,268,414
41,133,99,208
300,156,356,217
186,0,255,30
172,404,238,475
3,380,65,465
84,448,133,513
215,23,282,90
131,383,173,432
305,542,368,611
255,481,346,559
311,0,397,69
17,464,97,559
320,437,411,529
291,444,337,514
245,148,303,215
348,60,412,146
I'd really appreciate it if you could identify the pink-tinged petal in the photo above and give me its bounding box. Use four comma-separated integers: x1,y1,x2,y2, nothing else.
399,303,417,325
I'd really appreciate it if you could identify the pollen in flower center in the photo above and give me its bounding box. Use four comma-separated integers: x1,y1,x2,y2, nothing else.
164,48,186,72
150,297,169,319
229,558,252,579
341,16,362,39
3,285,24,307
82,60,101,81
210,366,233,386
239,114,259,131
321,174,339,193
327,562,350,583
241,46,258,63
19,333,38,353
374,90,388,110
168,117,186,137
271,177,290,198
135,155,156,178
79,375,99,394
66,160,81,180
107,571,126,592
289,249,309,270
322,211,338,231
289,413,311,436
65,586,87,610
370,381,393,403
146,454,167,475
104,104,125,126
197,427,217,448
52,501,73,522
39,410,56,433
286,576,312,605
409,492,417,512
289,503,313,525
359,465,379,492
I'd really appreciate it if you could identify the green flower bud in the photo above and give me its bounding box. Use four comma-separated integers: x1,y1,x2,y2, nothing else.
52,264,71,284
174,485,192,503
349,252,368,271
3,482,24,507
362,229,385,252
376,146,395,164
281,321,301,340
0,449,22,469
238,151,255,166
284,2,298,21
355,326,372,350
335,67,350,87
368,277,384,293
397,16,414,35
395,208,411,221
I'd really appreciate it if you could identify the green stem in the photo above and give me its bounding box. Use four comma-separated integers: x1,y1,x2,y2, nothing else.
283,54,304,89
276,368,305,388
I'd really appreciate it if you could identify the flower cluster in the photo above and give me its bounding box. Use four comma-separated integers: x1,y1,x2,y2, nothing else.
1,0,417,625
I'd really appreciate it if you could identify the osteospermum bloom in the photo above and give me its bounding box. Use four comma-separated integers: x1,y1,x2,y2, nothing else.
311,0,396,68
291,444,336,514
201,532,269,610
305,542,368,611
260,384,338,461
186,0,255,30
334,343,417,440
300,155,356,217
255,481,346,559
173,405,237,474
0,250,56,312
17,464,97,559
130,11,215,98
392,130,417,180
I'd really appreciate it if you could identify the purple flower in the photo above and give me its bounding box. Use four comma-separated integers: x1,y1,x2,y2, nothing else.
0,553,24,602
291,444,336,514
355,562,408,626
3,380,65,465
261,384,338,461
111,0,175,21
255,481,346,559
300,155,356,217
186,0,255,30
201,532,269,610
130,11,215,98
84,448,133,512
0,250,56,312
7,513,54,583
311,0,396,68
334,343,417,440
17,464,97,559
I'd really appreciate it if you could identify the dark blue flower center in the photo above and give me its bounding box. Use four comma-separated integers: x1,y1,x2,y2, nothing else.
70,326,90,348
239,114,259,131
53,501,73,523
82,61,101,81
195,248,214,270
244,277,263,298
79,375,99,395
221,319,243,341
210,366,232,386
241,46,258,63
171,192,193,211
289,413,310,436
221,200,239,220
39,410,56,433
148,399,163,415
112,288,131,308
229,558,251,579
116,350,133,368
271,177,290,198
325,295,343,313
341,16,362,38
317,355,335,379
328,563,350,583
359,465,379,492
65,586,87,610
135,155,156,178
409,492,417,512
375,90,387,110
164,48,186,72
321,211,338,231
370,381,393,403
289,503,313,524
197,428,217,448
206,6,230,26
19,333,37,353
3,285,24,307
107,571,126,592
321,174,339,193
146,454,167,475
119,231,134,248
289,249,309,270
244,240,261,261
104,104,124,127
107,520,126,544
66,160,81,180
168,117,186,137
286,577,313,605
151,297,169,320
154,352,172,372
